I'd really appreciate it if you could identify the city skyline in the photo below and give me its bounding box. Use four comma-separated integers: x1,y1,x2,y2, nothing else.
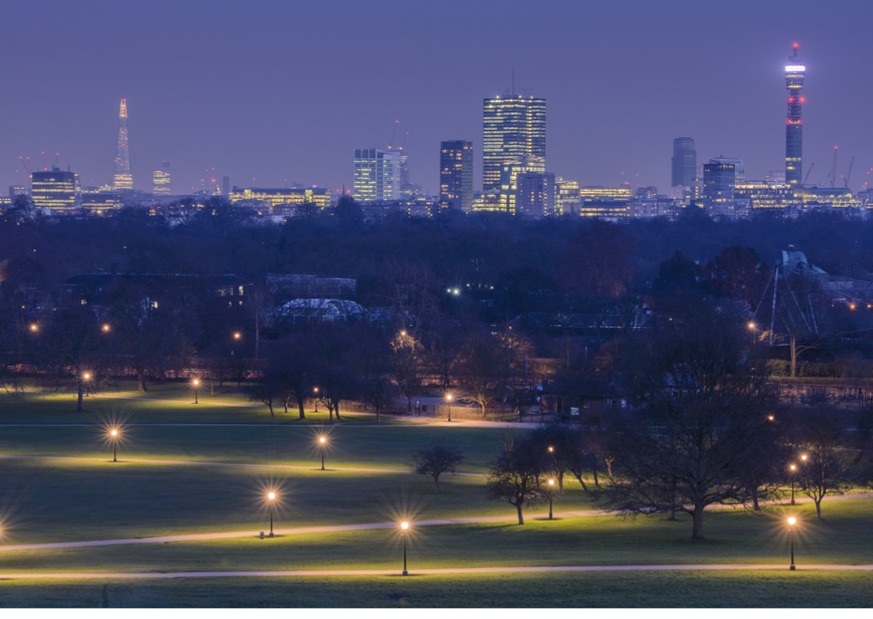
2,1,872,195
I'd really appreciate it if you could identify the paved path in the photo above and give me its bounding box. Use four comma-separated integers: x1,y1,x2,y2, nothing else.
1,563,871,581
0,510,606,552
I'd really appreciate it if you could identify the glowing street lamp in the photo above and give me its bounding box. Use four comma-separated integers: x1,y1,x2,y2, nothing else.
313,387,319,412
547,478,556,520
101,323,112,333
318,435,327,470
789,463,798,505
445,393,453,422
267,491,277,537
192,377,201,404
400,521,410,576
77,371,92,412
787,516,797,570
109,427,120,462
28,323,39,333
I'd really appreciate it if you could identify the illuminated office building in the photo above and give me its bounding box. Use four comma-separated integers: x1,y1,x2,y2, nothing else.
482,94,546,192
785,44,806,188
439,140,473,212
671,137,696,188
113,98,134,191
353,148,401,202
734,181,793,211
498,155,545,215
555,178,580,216
152,161,172,195
578,186,633,201
229,186,331,212
702,160,737,217
516,171,556,218
31,167,80,212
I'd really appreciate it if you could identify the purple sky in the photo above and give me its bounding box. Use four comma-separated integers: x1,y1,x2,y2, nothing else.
2,0,872,196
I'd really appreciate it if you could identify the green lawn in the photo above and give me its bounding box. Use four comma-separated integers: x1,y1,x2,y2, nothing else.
1,389,872,608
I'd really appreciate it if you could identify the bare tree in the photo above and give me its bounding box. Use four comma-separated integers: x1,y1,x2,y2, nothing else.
607,301,778,540
795,412,853,518
485,434,545,524
412,444,464,492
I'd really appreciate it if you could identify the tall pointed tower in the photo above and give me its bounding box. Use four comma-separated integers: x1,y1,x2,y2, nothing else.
113,98,133,191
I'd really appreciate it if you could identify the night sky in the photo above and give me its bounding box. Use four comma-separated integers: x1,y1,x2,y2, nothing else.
2,0,872,196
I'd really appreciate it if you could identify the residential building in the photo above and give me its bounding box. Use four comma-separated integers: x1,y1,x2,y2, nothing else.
439,140,473,212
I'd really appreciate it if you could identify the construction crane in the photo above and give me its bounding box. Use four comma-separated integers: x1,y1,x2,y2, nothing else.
828,145,838,188
803,162,815,185
843,156,855,189
387,119,400,151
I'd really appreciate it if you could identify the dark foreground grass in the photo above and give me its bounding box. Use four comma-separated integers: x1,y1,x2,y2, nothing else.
1,570,871,608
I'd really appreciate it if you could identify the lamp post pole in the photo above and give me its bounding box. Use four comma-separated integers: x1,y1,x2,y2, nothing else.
446,393,453,422
789,463,797,505
319,436,327,470
547,478,555,520
111,429,118,462
401,521,409,575
267,492,276,537
788,516,797,571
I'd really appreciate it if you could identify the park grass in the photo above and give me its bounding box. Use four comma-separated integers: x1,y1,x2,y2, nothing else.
2,389,873,607
0,382,407,426
3,499,872,574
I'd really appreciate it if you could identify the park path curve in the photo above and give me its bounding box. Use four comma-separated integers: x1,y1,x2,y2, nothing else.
1,563,871,581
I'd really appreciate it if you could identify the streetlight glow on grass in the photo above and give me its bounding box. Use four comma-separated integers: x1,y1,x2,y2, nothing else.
108,426,121,462
318,434,328,470
191,377,201,404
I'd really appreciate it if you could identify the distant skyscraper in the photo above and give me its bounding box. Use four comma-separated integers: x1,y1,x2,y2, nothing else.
439,140,473,211
222,176,230,197
353,148,401,201
31,167,80,212
113,98,133,191
152,161,172,195
702,160,737,217
671,137,697,187
784,43,806,187
482,94,546,192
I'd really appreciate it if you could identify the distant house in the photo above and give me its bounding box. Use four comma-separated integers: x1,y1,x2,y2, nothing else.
61,272,252,310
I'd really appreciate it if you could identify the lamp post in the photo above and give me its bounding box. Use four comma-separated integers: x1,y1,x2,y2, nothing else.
547,478,556,520
318,435,327,470
77,371,91,412
789,463,797,505
787,516,797,570
192,377,200,404
267,491,277,537
400,521,410,575
109,428,120,462
313,387,319,412
446,393,453,422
